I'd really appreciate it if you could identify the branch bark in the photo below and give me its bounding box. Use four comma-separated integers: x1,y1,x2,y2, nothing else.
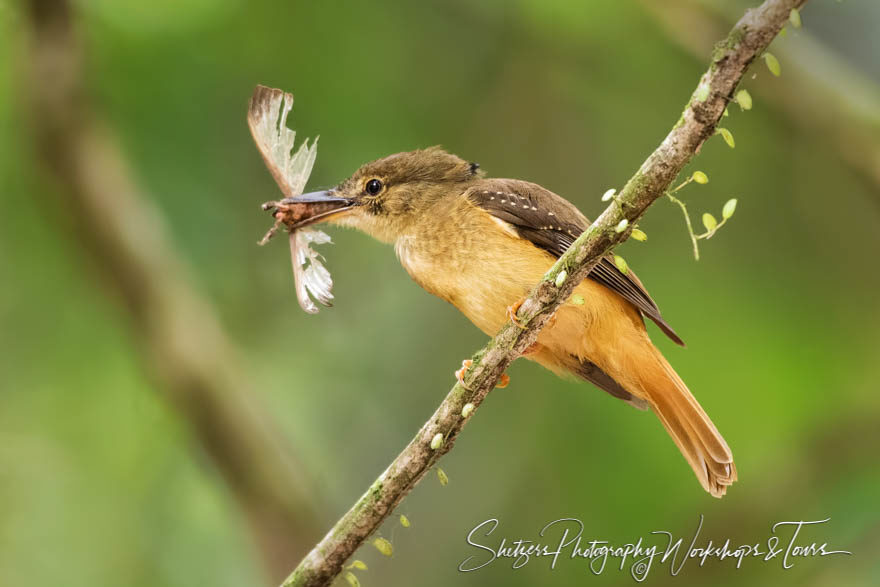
284,0,806,585
23,0,324,579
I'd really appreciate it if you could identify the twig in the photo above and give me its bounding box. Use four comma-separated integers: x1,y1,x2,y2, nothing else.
283,0,806,585
23,0,324,579
664,175,734,260
666,192,702,260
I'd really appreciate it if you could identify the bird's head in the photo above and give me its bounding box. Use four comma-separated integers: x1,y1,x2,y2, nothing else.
272,147,481,243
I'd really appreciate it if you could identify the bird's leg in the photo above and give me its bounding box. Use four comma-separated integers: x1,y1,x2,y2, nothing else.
455,359,510,389
506,296,528,329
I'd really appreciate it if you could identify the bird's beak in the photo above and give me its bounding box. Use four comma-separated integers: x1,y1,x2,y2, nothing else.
265,190,355,229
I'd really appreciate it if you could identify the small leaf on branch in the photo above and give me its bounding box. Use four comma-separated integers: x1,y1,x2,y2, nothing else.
461,403,474,418
437,468,449,486
717,127,736,148
349,560,368,571
372,538,393,557
399,515,410,528
631,228,648,242
615,219,629,233
691,171,709,184
722,198,738,219
763,52,781,76
430,433,443,450
702,213,718,231
789,8,802,28
694,83,710,102
613,255,628,274
555,270,567,287
344,571,361,587
735,89,753,111
601,188,616,202
571,293,585,305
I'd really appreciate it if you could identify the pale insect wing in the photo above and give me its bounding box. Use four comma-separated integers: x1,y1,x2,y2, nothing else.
247,86,318,200
300,229,334,308
290,232,319,314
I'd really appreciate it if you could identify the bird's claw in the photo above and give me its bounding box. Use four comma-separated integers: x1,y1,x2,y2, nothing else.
455,359,473,390
455,359,510,389
506,297,528,329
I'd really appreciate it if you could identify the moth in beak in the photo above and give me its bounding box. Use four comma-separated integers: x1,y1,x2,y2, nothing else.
248,85,348,314
261,190,353,233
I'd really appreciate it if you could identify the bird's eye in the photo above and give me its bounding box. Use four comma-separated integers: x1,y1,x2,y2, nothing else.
365,178,383,196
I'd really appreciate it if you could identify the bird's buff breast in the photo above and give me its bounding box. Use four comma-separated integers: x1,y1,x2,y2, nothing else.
394,199,558,337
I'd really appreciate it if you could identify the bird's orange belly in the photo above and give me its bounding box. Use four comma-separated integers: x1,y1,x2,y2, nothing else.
396,207,644,376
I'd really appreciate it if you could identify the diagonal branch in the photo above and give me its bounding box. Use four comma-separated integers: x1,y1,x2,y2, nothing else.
283,0,806,585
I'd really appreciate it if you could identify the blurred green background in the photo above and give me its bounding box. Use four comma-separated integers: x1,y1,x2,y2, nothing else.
1,0,878,585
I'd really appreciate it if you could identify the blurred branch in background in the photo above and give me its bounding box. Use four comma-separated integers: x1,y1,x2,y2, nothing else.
641,0,880,193
22,0,323,579
284,1,805,585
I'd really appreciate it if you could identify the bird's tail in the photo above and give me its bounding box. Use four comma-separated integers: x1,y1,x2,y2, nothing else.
635,346,737,498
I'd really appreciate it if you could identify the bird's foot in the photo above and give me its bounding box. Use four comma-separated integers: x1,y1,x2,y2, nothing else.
523,342,541,356
455,359,510,389
455,360,473,390
506,297,528,329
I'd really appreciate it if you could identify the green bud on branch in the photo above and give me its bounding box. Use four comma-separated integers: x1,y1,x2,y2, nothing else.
763,52,781,76
723,198,738,219
372,538,393,557
735,89,753,111
717,127,736,148
702,213,718,232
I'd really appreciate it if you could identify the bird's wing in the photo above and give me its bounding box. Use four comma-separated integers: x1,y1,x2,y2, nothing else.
466,179,684,346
